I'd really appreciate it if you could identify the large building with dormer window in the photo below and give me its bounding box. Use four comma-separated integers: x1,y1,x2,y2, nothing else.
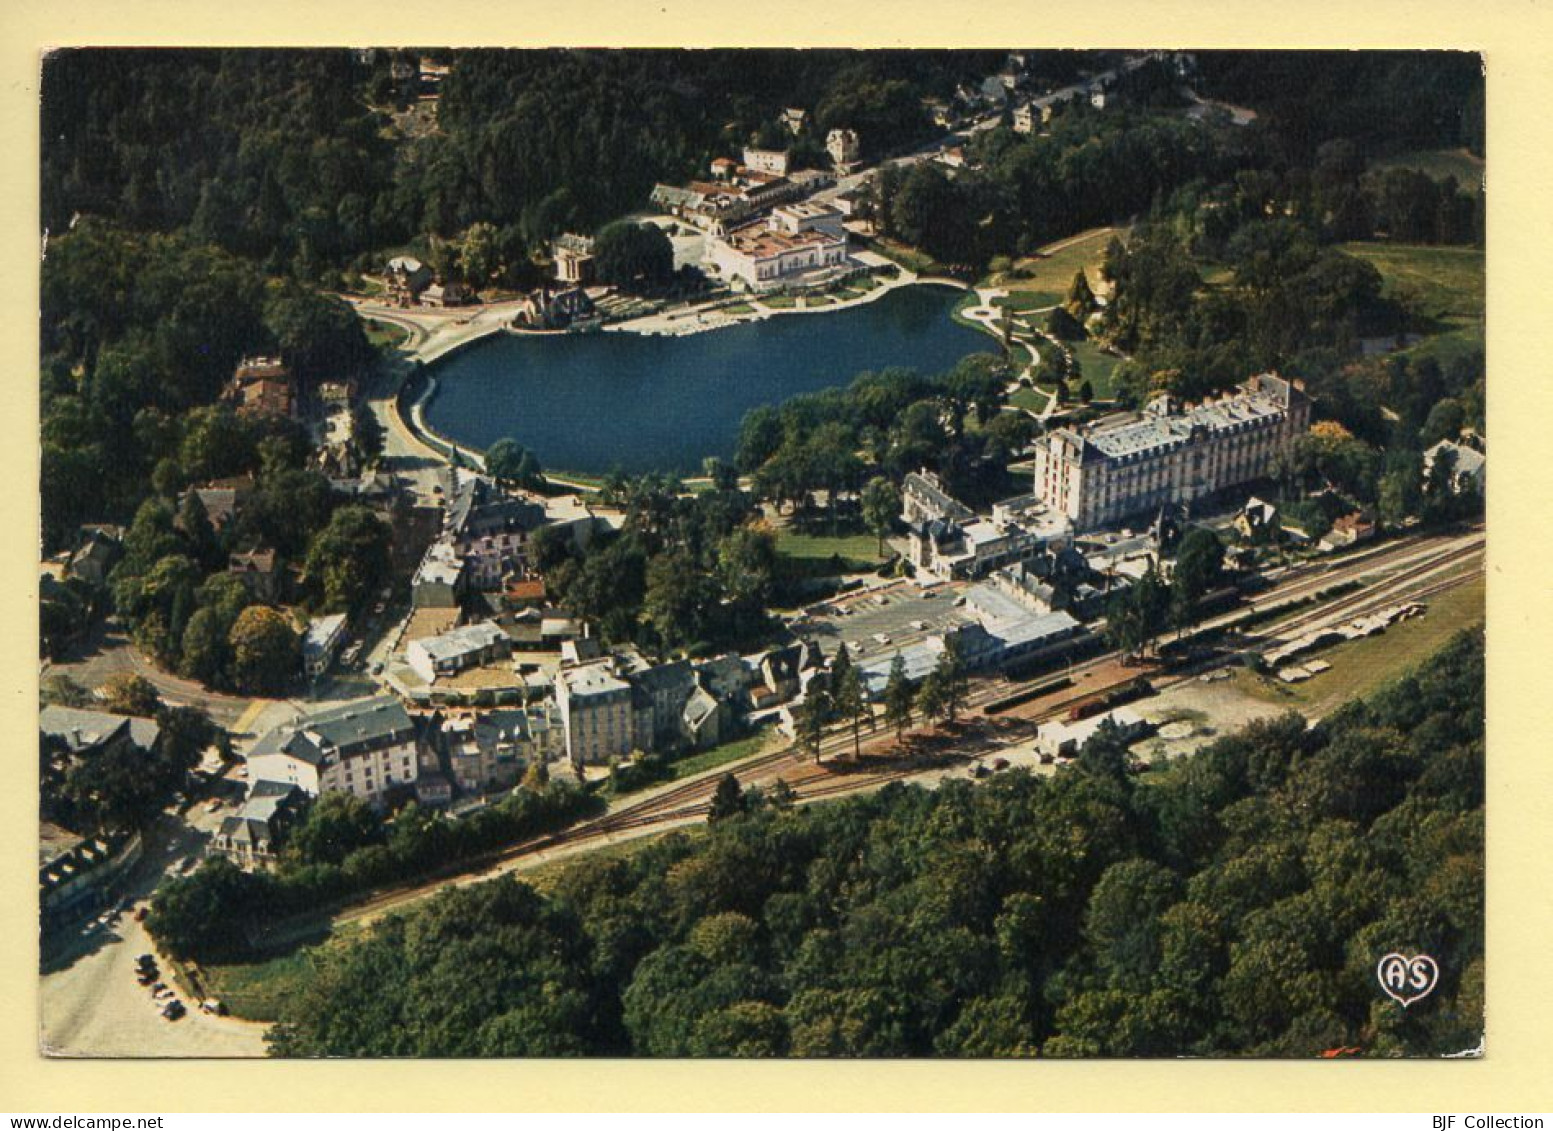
1032,374,1311,531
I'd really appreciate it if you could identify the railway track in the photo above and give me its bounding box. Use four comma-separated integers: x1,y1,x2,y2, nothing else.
337,528,1484,923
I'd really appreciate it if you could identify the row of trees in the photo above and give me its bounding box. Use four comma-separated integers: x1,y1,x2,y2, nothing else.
265,630,1484,1057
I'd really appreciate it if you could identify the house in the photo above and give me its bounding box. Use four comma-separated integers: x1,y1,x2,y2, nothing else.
443,475,552,590
1424,440,1486,496
435,703,562,794
779,107,807,135
211,781,307,869
188,476,257,533
1233,497,1282,543
67,526,123,587
751,641,822,709
936,146,967,170
412,538,467,609
40,825,143,931
513,285,597,331
1012,103,1036,134
630,660,699,751
419,280,475,308
302,613,349,680
708,157,739,181
702,203,850,293
826,128,861,169
902,470,975,526
1321,512,1377,551
222,357,295,420
555,661,635,767
406,620,512,684
246,696,420,805
551,233,596,285
41,705,162,765
742,147,790,176
1037,708,1151,760
386,256,433,306
228,548,280,602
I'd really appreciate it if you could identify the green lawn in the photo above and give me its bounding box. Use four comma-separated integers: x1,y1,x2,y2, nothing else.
1371,147,1485,191
668,727,779,781
1008,386,1049,413
987,227,1120,308
1232,573,1484,716
200,948,323,1023
1341,242,1484,327
776,529,884,567
1342,241,1485,363
763,295,798,309
1070,338,1125,400
723,302,755,315
364,320,410,351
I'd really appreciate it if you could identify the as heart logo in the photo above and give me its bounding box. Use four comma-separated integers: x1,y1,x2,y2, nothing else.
1376,952,1439,1007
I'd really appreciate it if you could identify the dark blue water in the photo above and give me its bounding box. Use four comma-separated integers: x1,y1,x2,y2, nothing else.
424,284,994,475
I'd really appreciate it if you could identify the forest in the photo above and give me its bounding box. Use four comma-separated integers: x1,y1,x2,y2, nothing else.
260,630,1484,1058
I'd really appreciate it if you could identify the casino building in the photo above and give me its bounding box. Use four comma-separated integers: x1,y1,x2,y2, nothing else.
1032,373,1311,531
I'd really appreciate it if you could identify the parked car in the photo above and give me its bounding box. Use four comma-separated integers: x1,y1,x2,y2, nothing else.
133,907,148,922
162,1001,185,1021
136,970,157,986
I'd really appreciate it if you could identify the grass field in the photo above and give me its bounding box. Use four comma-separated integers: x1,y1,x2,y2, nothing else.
1343,242,1484,324
987,227,1119,311
763,295,798,309
1008,387,1049,413
1230,572,1484,717
775,529,885,571
1070,338,1124,400
201,947,325,1023
364,320,410,351
668,727,778,782
1371,147,1485,191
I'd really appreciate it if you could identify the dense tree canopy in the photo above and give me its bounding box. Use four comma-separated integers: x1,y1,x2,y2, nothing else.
264,630,1483,1057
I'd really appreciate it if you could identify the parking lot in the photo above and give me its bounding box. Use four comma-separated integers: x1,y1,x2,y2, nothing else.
791,580,974,666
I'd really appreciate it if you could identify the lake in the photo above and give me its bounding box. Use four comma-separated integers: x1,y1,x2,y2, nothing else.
422,284,995,476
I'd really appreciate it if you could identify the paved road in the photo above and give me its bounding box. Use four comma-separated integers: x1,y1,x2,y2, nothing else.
40,818,268,1058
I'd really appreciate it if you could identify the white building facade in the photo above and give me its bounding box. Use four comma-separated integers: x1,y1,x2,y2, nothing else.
1032,374,1312,531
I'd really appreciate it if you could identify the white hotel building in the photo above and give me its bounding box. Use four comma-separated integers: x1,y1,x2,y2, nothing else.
1033,374,1312,531
703,202,850,293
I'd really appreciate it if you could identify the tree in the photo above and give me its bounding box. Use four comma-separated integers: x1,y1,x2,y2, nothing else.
794,687,832,763
931,636,969,722
484,438,546,491
708,774,748,823
228,606,299,695
591,221,673,290
303,505,392,613
41,674,93,709
103,673,161,718
351,402,385,466
883,652,914,742
1066,268,1096,318
860,476,901,556
830,644,867,760
284,792,385,867
1169,528,1226,634
916,669,949,723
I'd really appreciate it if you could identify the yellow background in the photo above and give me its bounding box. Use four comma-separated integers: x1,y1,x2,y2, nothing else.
0,0,1544,1112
